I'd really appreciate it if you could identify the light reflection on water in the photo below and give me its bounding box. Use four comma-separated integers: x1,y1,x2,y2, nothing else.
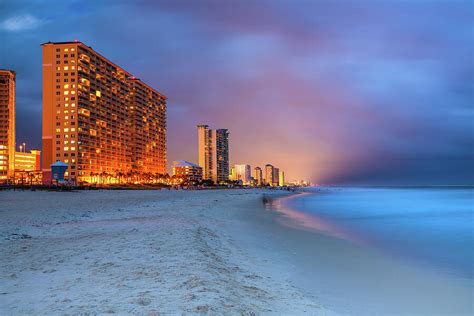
263,193,369,247
264,187,474,280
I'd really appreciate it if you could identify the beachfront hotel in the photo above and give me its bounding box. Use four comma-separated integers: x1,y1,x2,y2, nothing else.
197,125,229,183
0,70,15,183
254,166,263,186
234,164,251,184
279,170,285,186
273,167,280,186
172,160,203,182
41,41,167,183
15,149,41,172
265,164,274,186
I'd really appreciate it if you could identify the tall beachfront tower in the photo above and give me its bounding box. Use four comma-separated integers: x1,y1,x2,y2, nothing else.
42,41,167,184
197,125,229,183
254,166,263,186
279,170,285,186
265,164,274,186
273,167,280,186
0,70,16,183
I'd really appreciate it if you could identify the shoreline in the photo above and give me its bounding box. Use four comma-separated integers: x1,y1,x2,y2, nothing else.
0,189,332,315
261,189,473,315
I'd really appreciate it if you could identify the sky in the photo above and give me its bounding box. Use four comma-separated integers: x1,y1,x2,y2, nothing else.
1,0,473,184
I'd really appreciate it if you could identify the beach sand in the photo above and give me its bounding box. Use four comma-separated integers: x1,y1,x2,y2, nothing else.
0,189,333,315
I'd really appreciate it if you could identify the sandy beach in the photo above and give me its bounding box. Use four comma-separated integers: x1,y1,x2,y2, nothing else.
0,189,332,315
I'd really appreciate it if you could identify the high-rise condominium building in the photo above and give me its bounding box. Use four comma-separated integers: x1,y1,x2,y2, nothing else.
265,164,274,186
234,164,251,184
0,70,15,183
273,167,280,186
197,125,229,183
42,41,167,183
279,170,285,186
254,166,263,186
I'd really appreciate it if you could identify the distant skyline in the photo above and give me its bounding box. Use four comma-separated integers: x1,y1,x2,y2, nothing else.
1,0,473,184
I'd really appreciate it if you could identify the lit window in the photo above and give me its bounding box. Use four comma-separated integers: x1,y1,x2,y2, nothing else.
64,84,69,89
63,66,69,70
96,90,101,97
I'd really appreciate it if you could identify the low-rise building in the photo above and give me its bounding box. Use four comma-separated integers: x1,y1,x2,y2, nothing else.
15,150,41,171
172,160,203,182
235,164,251,184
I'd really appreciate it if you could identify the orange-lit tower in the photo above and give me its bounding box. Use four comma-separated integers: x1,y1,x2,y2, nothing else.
0,70,16,183
41,41,167,184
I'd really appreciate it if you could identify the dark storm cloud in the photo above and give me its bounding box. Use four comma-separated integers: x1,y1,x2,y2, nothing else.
1,0,473,184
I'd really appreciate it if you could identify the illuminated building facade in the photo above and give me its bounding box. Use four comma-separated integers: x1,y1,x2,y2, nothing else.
15,150,41,171
229,166,236,181
0,70,15,183
197,125,229,183
42,41,167,184
265,164,274,186
172,160,202,182
273,167,280,186
254,166,263,186
279,170,285,186
235,164,251,184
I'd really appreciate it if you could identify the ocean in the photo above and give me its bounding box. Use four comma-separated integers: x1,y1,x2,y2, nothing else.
266,186,474,314
283,186,474,280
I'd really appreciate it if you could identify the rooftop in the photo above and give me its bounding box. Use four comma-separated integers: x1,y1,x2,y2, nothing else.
172,160,201,168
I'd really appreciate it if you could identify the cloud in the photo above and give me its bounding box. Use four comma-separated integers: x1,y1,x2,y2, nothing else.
0,14,43,31
5,0,474,184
